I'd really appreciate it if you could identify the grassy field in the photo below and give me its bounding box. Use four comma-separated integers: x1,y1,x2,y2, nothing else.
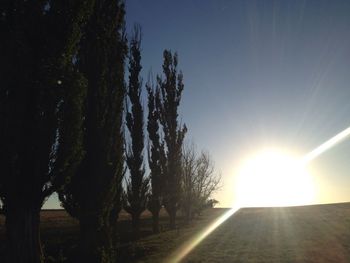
181,203,350,263
0,208,225,262
1,203,350,262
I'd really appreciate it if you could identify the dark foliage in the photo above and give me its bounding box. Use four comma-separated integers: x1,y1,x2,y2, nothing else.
146,82,166,233
157,50,187,229
58,0,127,262
124,25,149,237
0,1,93,262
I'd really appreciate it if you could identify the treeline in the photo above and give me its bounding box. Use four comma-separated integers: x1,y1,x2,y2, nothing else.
0,1,220,263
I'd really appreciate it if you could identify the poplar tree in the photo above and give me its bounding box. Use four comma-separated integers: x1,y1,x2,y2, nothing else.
0,1,93,262
124,26,149,236
157,50,187,229
147,83,165,233
58,0,127,262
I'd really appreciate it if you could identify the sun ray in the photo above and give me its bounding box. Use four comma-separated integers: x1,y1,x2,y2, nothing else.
167,206,240,263
303,126,350,163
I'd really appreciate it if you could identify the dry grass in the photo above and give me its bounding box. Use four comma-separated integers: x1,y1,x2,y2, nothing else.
0,208,201,262
1,203,350,262
181,203,350,263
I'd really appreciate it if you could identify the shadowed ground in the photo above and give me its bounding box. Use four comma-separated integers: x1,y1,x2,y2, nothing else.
181,203,350,263
1,204,350,262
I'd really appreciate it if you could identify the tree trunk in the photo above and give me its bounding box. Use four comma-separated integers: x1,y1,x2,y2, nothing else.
152,212,160,233
168,209,176,229
184,207,191,224
79,216,113,263
149,198,161,234
5,205,43,263
131,213,140,239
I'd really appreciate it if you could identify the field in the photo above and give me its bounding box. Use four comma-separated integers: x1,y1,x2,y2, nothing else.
2,203,350,262
0,208,225,262
183,203,350,263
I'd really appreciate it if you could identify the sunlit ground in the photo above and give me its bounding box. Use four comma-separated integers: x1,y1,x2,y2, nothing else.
174,204,350,263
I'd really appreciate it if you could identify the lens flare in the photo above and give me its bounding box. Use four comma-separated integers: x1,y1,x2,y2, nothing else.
167,126,350,263
303,126,350,163
167,206,240,263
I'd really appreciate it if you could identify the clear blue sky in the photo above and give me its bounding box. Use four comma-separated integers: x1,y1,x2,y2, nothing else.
44,0,350,208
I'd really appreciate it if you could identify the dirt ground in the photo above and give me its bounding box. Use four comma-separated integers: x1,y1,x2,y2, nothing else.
181,203,350,263
1,204,350,262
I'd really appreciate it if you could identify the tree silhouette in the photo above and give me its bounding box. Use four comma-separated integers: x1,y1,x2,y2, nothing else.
0,1,93,262
181,143,198,223
193,151,221,215
124,25,149,237
157,50,187,229
58,1,127,262
181,144,221,221
147,81,166,233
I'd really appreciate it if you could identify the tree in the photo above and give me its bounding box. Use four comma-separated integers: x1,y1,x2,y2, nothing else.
146,81,165,233
0,1,93,262
157,50,187,229
181,144,221,222
58,1,127,262
124,25,149,236
205,199,219,208
193,151,221,216
181,143,198,223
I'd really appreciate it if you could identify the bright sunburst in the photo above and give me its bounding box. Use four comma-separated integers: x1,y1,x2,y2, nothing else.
235,150,315,207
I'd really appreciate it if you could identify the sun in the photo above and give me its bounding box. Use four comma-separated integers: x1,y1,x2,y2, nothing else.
235,149,315,207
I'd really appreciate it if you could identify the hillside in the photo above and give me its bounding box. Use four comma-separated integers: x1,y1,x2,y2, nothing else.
1,204,350,262
178,203,350,263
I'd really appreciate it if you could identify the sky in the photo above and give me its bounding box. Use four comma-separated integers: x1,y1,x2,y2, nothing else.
44,0,350,209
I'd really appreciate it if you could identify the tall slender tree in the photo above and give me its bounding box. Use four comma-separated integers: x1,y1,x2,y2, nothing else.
0,1,93,262
147,82,165,233
157,50,187,229
124,25,149,236
58,0,127,262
